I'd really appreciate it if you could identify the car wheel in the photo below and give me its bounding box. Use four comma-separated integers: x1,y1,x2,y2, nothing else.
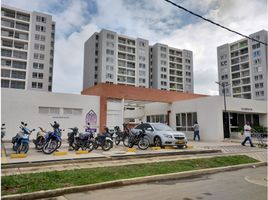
154,136,162,147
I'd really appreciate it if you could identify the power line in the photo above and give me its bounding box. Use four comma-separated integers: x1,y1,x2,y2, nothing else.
164,0,268,46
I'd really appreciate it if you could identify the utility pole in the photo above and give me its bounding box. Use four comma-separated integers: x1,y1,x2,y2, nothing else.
216,81,230,138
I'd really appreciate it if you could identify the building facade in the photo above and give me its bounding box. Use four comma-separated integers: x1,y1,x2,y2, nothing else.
83,29,193,92
217,30,267,101
1,5,55,92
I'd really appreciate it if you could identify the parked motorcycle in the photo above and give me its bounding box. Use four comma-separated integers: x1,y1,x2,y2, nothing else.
91,128,113,151
128,128,150,150
114,125,129,147
33,127,47,150
12,122,35,154
42,122,63,154
1,123,6,141
67,127,94,151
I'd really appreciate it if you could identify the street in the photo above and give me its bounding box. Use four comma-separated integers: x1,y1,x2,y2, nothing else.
42,166,267,200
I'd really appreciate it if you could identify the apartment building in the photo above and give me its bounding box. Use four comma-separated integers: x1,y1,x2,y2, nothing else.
217,30,267,101
84,29,149,89
150,44,193,92
1,5,55,91
83,29,193,92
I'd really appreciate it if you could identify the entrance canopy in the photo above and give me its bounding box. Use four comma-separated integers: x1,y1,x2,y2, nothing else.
82,83,207,103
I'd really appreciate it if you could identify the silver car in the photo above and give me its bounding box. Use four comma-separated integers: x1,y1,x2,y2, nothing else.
132,123,188,148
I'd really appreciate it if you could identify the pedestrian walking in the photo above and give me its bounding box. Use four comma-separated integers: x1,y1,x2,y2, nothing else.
241,121,255,147
192,121,200,141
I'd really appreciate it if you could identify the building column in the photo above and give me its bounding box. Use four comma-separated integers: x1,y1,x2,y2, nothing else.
100,96,107,133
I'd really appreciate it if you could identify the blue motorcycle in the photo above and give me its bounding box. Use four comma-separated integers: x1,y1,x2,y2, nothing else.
42,127,62,154
12,122,35,154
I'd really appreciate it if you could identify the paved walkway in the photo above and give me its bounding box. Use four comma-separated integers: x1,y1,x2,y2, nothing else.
1,140,267,176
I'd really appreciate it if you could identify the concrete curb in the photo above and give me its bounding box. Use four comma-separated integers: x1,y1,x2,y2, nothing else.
2,161,266,200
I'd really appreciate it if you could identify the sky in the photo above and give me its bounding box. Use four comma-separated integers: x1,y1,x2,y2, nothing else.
2,0,267,95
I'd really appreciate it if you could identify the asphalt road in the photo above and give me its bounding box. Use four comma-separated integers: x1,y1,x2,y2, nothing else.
42,166,267,200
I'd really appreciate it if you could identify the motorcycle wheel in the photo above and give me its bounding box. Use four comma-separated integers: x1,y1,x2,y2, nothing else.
35,137,45,150
87,141,94,152
93,142,99,149
42,140,58,154
57,141,62,149
128,140,134,148
13,144,17,151
101,140,113,151
138,137,150,150
115,136,121,145
16,143,29,154
123,136,129,147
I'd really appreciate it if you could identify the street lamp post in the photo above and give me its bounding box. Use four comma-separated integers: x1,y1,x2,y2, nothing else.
216,81,230,138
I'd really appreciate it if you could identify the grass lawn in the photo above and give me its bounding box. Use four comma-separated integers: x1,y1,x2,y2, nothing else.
2,155,257,196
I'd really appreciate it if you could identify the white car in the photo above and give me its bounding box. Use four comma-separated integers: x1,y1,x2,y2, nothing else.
132,123,188,148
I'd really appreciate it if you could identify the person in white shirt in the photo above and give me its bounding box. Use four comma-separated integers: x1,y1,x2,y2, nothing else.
241,121,255,147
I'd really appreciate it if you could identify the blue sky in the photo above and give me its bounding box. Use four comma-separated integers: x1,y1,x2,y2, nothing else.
2,0,267,95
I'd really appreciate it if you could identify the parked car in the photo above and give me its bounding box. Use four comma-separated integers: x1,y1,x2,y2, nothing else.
132,123,188,148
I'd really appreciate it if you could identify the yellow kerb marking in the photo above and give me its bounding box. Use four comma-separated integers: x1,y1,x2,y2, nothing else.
53,151,68,156
10,153,27,159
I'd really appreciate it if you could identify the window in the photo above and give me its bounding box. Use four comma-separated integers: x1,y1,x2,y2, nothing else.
253,58,261,65
10,80,25,89
36,25,46,32
63,108,82,116
106,49,114,55
34,43,39,50
38,82,43,88
13,61,26,69
161,60,166,65
11,71,26,79
106,73,113,79
32,72,38,78
13,51,27,59
41,35,46,41
38,73,43,79
176,112,197,131
35,34,40,40
32,82,37,88
39,107,60,115
139,63,146,69
252,43,260,50
139,78,146,84
39,54,45,60
160,46,166,52
34,53,39,59
160,53,166,59
36,16,46,23
1,80,10,88
1,69,10,77
139,71,146,76
185,59,191,64
139,41,145,47
40,44,45,51
107,33,114,40
146,115,167,123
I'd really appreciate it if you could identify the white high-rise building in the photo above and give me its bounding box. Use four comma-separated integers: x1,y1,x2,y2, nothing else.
83,29,194,93
150,44,193,92
1,5,55,91
217,30,267,101
84,29,149,89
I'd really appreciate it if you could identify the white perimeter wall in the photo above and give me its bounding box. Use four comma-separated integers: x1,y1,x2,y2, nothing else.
1,89,100,140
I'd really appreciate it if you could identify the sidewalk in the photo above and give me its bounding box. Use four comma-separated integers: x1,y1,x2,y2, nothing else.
2,140,267,176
